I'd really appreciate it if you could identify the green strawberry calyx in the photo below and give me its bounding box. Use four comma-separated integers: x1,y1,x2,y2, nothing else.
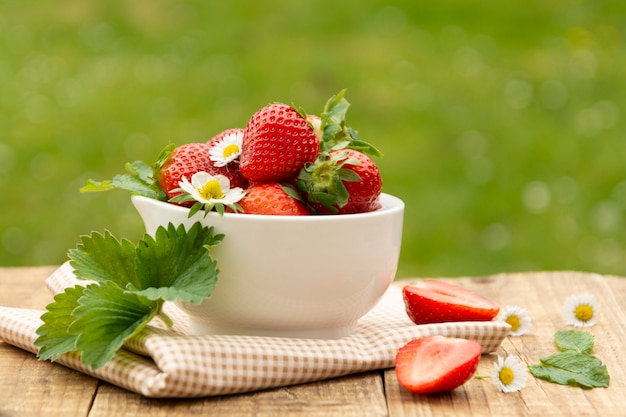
318,89,383,158
296,150,362,212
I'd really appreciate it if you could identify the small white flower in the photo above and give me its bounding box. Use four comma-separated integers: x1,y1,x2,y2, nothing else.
562,293,599,327
496,305,532,336
178,171,245,210
491,354,528,393
209,131,244,167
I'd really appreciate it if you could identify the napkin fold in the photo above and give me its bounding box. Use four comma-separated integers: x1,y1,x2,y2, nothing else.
0,263,510,398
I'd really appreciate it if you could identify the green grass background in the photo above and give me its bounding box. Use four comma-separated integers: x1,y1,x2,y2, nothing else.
2,0,626,279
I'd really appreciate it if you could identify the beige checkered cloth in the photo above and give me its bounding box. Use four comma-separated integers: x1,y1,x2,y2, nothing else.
0,263,510,398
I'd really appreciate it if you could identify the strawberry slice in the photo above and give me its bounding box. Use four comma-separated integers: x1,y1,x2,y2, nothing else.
402,280,500,325
395,336,482,394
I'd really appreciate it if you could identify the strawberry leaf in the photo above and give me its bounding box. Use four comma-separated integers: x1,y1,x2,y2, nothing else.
68,230,139,289
80,145,171,201
36,222,222,370
35,285,86,361
70,281,159,369
133,223,222,303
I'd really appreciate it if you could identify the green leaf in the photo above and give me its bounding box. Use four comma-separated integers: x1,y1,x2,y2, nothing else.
70,282,159,369
68,230,138,289
133,223,222,303
35,285,86,361
80,145,171,201
81,173,166,200
111,173,164,200
529,351,610,388
125,160,154,184
37,222,223,370
318,89,382,158
80,179,116,192
555,330,594,354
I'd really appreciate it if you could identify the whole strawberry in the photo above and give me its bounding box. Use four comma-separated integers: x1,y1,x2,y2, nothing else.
296,149,382,214
156,143,214,206
239,182,309,215
239,103,320,182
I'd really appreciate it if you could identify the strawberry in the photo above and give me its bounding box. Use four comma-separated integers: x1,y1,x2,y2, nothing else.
239,103,320,183
205,128,248,190
239,182,309,215
156,143,214,206
296,149,382,214
395,336,482,394
402,280,500,325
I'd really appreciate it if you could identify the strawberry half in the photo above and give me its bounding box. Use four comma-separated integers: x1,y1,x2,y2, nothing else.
402,280,500,325
395,336,482,394
239,182,309,215
239,103,320,183
296,149,382,214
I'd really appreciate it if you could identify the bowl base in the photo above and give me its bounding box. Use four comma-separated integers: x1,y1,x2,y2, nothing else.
188,320,356,339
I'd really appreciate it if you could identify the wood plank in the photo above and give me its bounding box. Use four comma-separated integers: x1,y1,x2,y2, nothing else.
0,266,99,417
0,266,57,308
87,371,388,417
385,272,626,417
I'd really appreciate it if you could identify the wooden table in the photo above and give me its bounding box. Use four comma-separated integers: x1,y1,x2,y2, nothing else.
1,266,624,416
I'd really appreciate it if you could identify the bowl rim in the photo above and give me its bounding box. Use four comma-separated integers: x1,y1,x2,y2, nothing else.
131,193,404,223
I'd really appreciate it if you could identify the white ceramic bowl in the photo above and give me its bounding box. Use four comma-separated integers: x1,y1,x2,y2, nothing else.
132,194,404,339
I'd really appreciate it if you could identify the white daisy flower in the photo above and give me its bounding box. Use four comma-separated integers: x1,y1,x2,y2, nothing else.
491,354,528,393
177,171,245,213
562,293,599,327
209,131,244,167
496,305,532,336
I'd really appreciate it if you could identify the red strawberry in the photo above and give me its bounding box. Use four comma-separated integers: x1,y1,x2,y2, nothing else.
296,149,382,214
156,143,214,206
205,128,248,190
239,182,309,215
239,103,320,182
395,336,482,394
402,280,500,325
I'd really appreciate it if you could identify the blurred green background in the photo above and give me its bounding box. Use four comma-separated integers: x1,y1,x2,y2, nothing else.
2,0,626,279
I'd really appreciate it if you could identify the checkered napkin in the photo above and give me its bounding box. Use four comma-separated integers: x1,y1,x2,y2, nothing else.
0,263,510,398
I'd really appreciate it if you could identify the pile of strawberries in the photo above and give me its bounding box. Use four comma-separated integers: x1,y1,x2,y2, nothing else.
156,90,383,215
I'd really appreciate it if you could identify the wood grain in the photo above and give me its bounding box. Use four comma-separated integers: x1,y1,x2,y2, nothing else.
87,371,387,417
1,266,625,416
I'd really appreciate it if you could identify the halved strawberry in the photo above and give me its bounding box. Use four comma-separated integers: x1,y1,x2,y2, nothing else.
403,280,500,325
239,182,309,215
395,336,482,394
239,103,320,183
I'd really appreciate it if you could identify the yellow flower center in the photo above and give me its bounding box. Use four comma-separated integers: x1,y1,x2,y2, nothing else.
499,367,515,385
199,179,224,200
223,144,240,158
574,304,594,322
505,315,521,332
